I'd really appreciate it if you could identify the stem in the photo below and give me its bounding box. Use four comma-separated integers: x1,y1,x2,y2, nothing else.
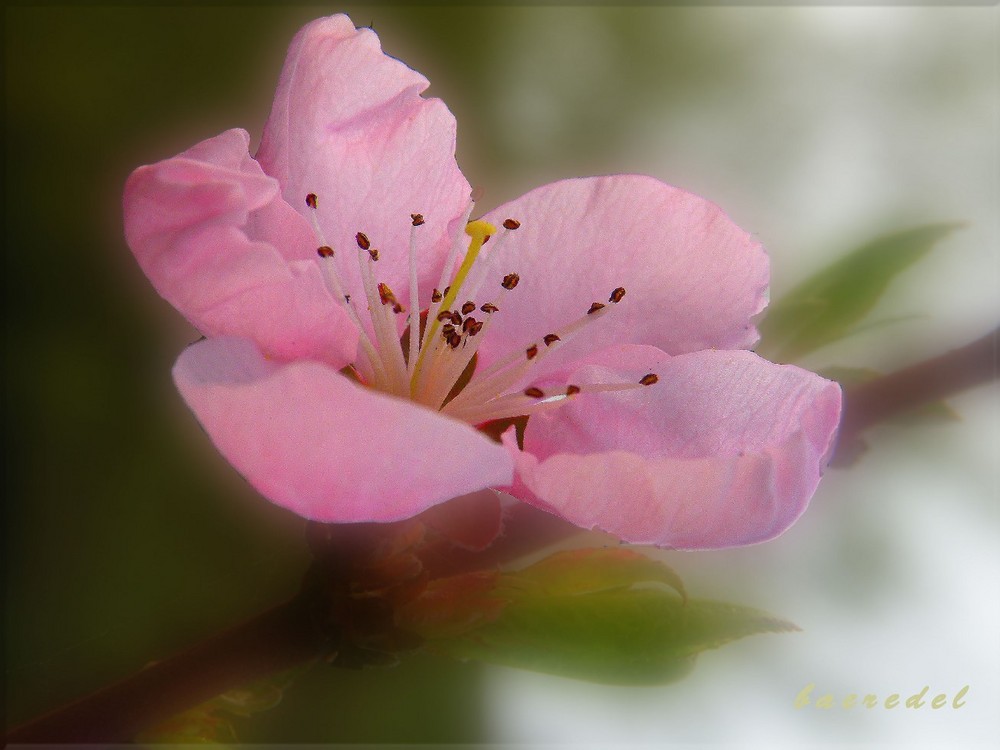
832,326,997,465
4,595,327,743
6,326,995,742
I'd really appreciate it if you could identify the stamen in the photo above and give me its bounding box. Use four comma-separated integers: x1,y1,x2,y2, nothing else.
437,310,454,322
566,385,581,396
524,387,545,399
502,218,521,230
481,303,499,314
315,246,384,386
305,195,386,385
356,232,371,250
407,220,421,379
453,285,631,414
446,390,571,425
640,373,659,386
431,289,443,303
448,300,616,411
461,301,476,315
501,273,520,290
609,287,626,303
377,282,404,314
357,241,407,395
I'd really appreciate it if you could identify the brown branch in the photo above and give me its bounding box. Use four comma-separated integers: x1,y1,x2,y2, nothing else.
4,595,327,743
833,326,998,465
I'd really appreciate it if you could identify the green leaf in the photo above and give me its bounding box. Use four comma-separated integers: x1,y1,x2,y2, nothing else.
432,589,797,685
419,549,789,685
757,224,961,362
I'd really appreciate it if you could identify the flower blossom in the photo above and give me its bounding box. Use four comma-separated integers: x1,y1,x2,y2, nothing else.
123,14,841,549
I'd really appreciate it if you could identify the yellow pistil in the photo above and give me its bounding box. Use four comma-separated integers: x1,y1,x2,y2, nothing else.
410,220,495,395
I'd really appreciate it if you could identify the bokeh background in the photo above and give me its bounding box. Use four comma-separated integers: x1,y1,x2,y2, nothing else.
5,3,998,746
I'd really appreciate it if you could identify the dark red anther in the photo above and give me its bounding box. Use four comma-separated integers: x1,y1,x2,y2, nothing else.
609,287,626,303
377,282,395,306
640,373,659,386
462,316,478,333
447,332,462,349
543,333,560,346
306,193,318,209
437,310,454,322
317,245,334,258
480,302,499,314
356,232,371,250
368,247,380,262
431,289,443,303
501,273,520,290
502,218,520,230
411,213,425,226
587,302,605,315
450,311,462,325
461,301,476,315
525,344,539,360
524,387,545,399
566,385,581,396
468,320,484,336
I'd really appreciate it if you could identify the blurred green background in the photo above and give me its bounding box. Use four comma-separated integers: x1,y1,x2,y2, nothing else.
5,4,997,745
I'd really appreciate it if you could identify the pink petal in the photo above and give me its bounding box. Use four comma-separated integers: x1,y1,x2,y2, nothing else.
476,176,769,375
505,346,841,549
173,337,514,522
256,15,471,314
124,128,358,367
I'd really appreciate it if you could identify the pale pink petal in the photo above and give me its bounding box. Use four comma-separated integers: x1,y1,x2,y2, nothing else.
173,337,514,522
124,128,358,367
476,176,768,375
504,346,841,548
256,15,471,313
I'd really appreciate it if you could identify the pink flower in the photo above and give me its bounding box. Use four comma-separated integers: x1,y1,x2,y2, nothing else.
123,15,841,549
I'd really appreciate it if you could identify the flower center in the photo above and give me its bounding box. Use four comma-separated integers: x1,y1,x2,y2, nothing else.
305,193,657,427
